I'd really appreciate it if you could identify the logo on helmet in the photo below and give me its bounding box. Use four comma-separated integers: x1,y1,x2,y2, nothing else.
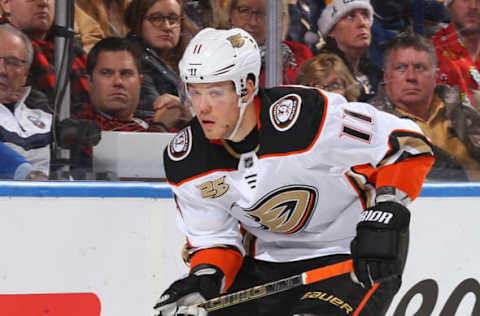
227,33,245,48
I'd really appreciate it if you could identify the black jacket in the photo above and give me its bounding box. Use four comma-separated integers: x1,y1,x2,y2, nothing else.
126,33,181,118
319,38,383,103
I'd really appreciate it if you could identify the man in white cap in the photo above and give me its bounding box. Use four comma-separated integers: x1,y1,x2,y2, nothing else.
153,27,434,316
317,0,382,102
431,0,480,108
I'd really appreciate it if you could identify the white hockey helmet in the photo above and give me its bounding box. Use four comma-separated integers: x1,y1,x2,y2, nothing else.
179,28,261,139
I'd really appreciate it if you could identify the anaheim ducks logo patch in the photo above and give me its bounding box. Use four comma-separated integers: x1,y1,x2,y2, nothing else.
227,33,245,48
168,126,192,161
244,185,318,234
269,94,302,131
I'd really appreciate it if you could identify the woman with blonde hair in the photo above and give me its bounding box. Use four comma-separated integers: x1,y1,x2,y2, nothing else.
296,53,361,102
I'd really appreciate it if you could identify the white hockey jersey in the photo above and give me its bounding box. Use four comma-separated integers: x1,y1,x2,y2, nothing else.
164,86,433,274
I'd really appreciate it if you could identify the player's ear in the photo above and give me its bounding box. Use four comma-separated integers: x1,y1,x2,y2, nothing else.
242,78,256,103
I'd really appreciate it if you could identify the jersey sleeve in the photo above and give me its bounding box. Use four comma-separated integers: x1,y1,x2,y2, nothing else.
310,95,434,204
171,184,244,291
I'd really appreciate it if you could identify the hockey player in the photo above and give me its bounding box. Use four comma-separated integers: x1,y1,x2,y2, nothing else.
154,28,434,316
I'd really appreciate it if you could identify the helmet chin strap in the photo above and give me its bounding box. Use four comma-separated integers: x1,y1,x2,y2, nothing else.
226,88,257,141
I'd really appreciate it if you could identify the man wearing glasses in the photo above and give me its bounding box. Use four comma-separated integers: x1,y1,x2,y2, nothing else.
0,0,90,116
0,22,100,180
227,0,313,86
0,23,52,178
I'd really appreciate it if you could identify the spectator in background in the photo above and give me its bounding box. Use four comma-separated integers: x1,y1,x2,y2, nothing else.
371,32,480,181
317,0,382,102
368,0,450,69
77,37,187,132
183,0,230,29
0,23,53,178
285,0,325,54
72,37,181,178
124,0,195,130
74,4,105,52
295,52,361,101
431,0,480,108
0,0,90,116
226,0,313,86
76,0,131,38
0,23,100,180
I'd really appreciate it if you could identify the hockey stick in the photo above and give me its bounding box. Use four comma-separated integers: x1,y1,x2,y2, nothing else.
198,259,354,312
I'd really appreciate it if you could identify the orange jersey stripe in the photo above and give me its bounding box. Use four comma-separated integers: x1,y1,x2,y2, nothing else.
351,164,377,184
303,260,353,284
190,248,243,291
255,95,262,129
376,155,434,200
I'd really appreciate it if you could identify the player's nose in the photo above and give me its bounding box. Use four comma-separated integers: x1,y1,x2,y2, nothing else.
193,97,212,116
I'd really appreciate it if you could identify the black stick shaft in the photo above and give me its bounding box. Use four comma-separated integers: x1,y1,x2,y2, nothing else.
199,274,303,312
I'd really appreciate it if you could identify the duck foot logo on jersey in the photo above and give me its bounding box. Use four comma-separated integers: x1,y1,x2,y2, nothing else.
244,185,318,234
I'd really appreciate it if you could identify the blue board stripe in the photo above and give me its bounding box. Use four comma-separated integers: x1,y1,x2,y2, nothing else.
419,182,480,197
0,181,173,198
0,181,480,198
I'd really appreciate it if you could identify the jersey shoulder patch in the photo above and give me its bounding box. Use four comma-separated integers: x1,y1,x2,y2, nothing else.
269,93,302,132
167,126,193,161
258,87,328,155
163,120,238,185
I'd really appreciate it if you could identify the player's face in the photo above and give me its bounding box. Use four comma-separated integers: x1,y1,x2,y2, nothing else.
1,0,55,40
87,50,143,121
328,9,371,52
188,81,240,140
142,0,182,52
449,0,480,35
230,0,266,45
0,31,29,104
384,47,436,113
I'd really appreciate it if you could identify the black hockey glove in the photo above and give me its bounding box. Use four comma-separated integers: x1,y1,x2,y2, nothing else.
154,264,224,316
350,201,410,288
